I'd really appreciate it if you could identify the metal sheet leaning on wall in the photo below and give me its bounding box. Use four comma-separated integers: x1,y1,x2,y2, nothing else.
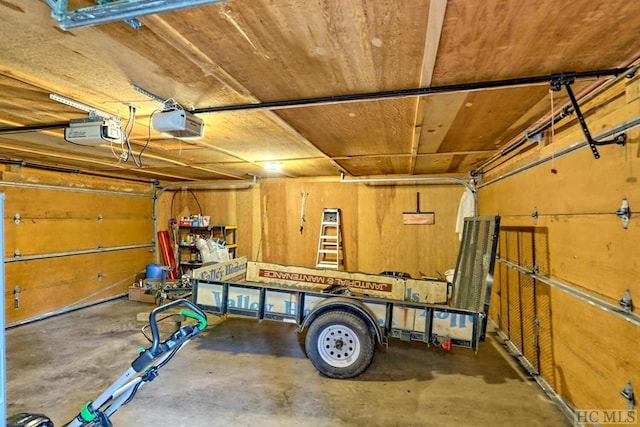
1,167,155,325
476,75,640,418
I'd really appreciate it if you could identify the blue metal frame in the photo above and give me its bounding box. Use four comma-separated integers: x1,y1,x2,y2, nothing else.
45,0,228,30
193,278,484,350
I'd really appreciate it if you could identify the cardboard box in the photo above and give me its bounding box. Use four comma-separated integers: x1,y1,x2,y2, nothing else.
128,286,141,301
191,257,248,282
404,278,448,304
244,262,447,304
128,286,157,304
246,262,404,301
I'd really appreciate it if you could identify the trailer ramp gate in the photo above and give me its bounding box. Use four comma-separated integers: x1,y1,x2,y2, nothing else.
193,216,500,372
451,216,500,313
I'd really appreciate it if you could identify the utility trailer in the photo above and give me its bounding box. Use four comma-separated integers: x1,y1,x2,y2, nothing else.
192,216,500,379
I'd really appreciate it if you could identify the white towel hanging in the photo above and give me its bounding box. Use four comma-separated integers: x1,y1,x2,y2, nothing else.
456,189,475,240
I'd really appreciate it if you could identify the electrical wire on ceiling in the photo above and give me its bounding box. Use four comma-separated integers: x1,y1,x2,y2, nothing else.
110,107,131,162
138,109,158,165
170,189,203,218
125,105,136,157
91,93,190,168
108,104,158,169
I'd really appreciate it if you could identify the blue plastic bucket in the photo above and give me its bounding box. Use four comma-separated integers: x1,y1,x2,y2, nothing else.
146,263,163,279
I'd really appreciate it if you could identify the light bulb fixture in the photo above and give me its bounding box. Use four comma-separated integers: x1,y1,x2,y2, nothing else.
264,162,282,172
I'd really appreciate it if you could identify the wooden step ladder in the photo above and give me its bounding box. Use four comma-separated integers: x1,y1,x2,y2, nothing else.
316,208,343,270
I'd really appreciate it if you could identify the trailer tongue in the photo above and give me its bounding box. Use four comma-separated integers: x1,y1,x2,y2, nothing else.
193,216,500,379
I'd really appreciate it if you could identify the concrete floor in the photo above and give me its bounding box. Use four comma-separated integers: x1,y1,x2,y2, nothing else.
6,298,570,427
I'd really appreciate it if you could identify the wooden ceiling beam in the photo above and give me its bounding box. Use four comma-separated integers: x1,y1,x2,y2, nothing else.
229,149,496,163
0,141,192,180
409,0,448,174
333,150,495,160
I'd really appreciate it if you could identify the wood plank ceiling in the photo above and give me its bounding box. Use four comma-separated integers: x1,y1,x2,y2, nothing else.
0,0,638,183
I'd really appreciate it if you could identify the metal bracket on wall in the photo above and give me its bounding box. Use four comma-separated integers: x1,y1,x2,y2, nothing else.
13,286,21,309
621,381,635,411
13,213,20,224
616,198,630,229
550,76,626,159
531,207,538,225
532,318,540,349
300,192,308,233
619,289,633,313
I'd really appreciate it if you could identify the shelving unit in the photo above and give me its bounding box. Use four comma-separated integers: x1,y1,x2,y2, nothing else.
177,224,237,275
220,225,237,258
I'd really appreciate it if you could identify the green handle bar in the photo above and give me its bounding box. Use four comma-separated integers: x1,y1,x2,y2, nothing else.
180,309,208,331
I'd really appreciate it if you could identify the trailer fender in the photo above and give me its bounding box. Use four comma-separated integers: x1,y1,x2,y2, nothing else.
300,297,384,344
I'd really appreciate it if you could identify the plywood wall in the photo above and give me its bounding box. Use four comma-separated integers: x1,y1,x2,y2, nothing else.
2,168,154,324
479,76,640,413
156,177,467,279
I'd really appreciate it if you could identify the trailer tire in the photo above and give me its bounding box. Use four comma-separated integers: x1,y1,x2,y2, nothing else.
305,310,375,379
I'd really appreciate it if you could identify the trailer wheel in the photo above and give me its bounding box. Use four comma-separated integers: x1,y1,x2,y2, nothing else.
305,310,375,379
